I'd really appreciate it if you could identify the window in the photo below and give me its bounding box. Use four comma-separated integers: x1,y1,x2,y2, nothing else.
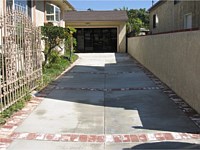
46,3,60,22
174,0,180,5
6,0,13,9
153,14,158,28
6,0,32,17
184,13,192,29
55,7,60,21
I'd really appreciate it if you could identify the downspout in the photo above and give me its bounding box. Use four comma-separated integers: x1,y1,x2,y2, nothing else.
44,0,47,24
126,33,128,53
3,0,6,15
33,0,36,26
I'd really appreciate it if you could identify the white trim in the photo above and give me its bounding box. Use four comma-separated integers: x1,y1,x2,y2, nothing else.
46,3,60,22
184,13,192,29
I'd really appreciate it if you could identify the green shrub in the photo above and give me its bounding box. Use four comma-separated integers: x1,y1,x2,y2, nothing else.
0,93,31,125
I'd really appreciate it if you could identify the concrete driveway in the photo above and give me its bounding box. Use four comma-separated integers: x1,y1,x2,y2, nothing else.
4,53,200,149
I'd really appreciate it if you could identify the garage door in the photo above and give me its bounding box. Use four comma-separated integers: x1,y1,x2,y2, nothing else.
75,28,117,53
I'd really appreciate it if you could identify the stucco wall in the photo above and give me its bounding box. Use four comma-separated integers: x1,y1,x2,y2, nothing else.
0,0,2,49
150,1,200,34
118,23,126,53
35,1,45,26
65,21,126,52
0,0,3,14
128,30,200,113
150,1,174,34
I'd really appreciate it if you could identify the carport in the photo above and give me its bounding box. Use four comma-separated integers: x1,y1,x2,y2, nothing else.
64,11,128,53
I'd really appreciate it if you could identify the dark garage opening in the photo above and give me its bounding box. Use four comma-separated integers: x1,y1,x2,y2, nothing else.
75,28,117,53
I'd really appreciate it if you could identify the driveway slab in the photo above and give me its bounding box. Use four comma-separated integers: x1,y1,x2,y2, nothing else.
106,140,200,150
105,90,200,134
105,73,155,89
15,90,104,134
57,73,105,89
7,140,104,150
4,53,200,150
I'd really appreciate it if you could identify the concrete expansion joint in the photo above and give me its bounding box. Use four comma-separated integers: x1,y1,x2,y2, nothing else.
70,71,140,75
51,86,161,92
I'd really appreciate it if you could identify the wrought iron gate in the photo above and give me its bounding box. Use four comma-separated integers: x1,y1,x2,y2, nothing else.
0,9,42,112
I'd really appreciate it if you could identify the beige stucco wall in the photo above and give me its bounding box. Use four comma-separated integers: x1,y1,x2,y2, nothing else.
0,0,2,49
0,0,3,14
34,1,67,27
150,1,174,34
65,21,126,53
35,1,45,26
128,30,200,113
150,1,200,34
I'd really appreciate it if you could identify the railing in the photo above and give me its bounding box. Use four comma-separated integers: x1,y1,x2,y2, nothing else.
0,9,42,113
14,3,27,15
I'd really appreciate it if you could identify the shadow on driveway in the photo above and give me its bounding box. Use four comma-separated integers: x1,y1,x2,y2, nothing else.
39,53,200,134
123,141,200,149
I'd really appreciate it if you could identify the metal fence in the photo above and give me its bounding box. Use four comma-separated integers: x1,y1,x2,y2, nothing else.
0,9,42,113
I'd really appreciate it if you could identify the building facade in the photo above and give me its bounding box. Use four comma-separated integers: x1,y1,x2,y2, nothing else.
0,0,74,57
149,0,200,34
1,0,74,27
64,11,128,53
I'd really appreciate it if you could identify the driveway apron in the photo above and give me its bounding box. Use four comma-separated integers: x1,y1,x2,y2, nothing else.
5,53,200,150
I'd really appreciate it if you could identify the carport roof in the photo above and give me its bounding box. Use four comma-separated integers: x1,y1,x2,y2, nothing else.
64,11,128,22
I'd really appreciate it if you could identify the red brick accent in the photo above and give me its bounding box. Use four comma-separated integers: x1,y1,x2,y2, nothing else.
187,133,200,139
138,134,148,142
10,132,20,139
35,133,45,140
154,133,165,141
163,133,174,140
88,135,97,142
53,134,62,141
44,134,55,141
2,125,14,129
26,133,37,140
122,135,131,142
60,134,71,142
79,135,87,142
70,134,79,142
179,133,190,140
113,135,122,143
2,132,200,145
0,138,12,143
96,135,105,142
130,135,139,142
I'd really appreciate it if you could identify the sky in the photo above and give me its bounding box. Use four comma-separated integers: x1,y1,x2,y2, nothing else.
68,0,159,11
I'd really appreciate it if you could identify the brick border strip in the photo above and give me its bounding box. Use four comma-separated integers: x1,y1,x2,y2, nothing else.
8,132,200,143
69,71,142,75
54,86,160,92
132,58,200,129
0,97,43,149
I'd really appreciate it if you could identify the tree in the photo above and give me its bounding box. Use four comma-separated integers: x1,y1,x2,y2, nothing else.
127,8,149,34
65,27,77,61
41,23,71,66
115,8,149,34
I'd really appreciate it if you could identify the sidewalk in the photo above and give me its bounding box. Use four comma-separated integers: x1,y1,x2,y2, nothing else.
1,53,200,150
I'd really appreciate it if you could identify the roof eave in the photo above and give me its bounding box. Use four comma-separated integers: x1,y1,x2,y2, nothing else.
64,0,76,11
65,20,128,22
49,0,75,11
148,0,166,12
